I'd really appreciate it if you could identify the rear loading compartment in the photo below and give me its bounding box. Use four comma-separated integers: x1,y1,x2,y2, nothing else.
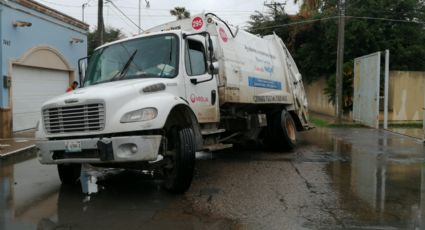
209,21,309,129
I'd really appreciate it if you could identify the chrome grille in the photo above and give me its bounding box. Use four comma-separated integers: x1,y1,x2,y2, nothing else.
43,103,105,134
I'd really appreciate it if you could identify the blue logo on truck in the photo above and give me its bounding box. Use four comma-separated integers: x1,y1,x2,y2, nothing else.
264,66,274,74
248,76,282,90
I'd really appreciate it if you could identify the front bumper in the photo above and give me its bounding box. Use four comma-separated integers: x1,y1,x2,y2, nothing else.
36,135,162,164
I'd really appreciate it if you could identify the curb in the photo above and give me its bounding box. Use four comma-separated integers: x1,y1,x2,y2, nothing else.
383,129,424,143
0,145,36,159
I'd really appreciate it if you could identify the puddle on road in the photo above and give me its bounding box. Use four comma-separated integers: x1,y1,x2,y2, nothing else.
0,157,236,230
300,127,425,229
78,164,125,195
78,152,216,195
80,169,99,195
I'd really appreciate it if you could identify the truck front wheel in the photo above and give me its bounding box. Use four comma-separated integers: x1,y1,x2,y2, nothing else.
162,127,196,194
57,163,81,185
267,110,297,151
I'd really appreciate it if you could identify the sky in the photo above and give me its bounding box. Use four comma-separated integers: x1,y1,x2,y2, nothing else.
34,0,300,35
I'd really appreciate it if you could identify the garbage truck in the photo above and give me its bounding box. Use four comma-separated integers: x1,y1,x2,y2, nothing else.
35,13,310,193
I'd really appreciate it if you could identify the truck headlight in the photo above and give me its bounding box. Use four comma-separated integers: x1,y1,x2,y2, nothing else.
120,108,158,123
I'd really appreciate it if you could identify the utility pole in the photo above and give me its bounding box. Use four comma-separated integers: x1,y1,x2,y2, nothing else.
335,0,345,123
97,0,104,46
82,2,88,22
138,0,141,34
263,1,286,19
138,0,150,34
383,50,390,129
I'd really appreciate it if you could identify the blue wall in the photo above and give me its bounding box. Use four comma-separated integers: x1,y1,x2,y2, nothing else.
0,1,87,107
0,5,3,103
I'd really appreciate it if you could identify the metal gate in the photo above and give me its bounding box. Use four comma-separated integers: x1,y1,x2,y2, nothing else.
353,52,381,129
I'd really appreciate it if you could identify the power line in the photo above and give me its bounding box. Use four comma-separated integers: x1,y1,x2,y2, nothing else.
38,0,82,8
108,7,138,34
90,6,269,13
84,12,251,17
68,7,281,15
251,14,425,30
253,16,339,30
65,10,266,17
105,0,144,32
37,1,425,29
39,1,287,14
38,0,273,13
86,13,173,17
346,16,425,24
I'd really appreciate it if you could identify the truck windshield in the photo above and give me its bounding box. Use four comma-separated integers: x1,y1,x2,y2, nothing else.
84,34,179,86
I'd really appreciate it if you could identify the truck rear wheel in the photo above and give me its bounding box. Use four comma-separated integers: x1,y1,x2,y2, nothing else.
162,127,196,194
267,110,297,151
57,164,81,185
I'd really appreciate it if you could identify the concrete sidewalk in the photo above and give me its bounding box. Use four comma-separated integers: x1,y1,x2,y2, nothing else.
0,130,36,158
387,127,423,140
311,112,424,141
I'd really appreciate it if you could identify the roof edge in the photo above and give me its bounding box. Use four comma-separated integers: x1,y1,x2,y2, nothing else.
13,0,89,31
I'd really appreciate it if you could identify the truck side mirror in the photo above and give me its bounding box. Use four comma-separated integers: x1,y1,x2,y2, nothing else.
78,56,89,86
208,61,219,75
208,36,214,53
190,78,198,84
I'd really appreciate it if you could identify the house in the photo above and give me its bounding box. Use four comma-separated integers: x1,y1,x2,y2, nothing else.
0,0,88,138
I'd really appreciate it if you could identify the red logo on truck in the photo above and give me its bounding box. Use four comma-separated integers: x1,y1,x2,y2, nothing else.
192,17,203,30
190,94,209,103
219,27,228,43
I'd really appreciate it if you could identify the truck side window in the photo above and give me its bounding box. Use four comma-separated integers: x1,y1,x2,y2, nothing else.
185,40,207,76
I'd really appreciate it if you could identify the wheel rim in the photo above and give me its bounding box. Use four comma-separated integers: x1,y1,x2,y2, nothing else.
286,119,296,142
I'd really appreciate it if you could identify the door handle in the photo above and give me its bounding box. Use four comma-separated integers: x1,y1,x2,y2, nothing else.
211,90,216,105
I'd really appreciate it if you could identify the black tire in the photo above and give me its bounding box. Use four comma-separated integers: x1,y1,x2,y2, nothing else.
267,110,298,151
162,127,196,194
58,164,81,185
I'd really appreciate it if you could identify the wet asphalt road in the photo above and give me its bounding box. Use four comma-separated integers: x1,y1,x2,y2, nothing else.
1,127,425,230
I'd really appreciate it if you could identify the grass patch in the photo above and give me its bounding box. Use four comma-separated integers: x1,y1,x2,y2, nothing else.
387,122,423,128
309,117,330,127
309,115,423,129
328,123,365,128
309,116,365,128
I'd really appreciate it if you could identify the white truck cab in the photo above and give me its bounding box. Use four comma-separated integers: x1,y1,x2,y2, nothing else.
36,13,310,193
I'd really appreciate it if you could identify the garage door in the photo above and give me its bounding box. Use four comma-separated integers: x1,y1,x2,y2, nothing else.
12,66,69,131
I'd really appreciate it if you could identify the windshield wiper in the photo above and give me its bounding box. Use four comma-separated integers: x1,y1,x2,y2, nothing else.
110,50,138,82
159,39,173,78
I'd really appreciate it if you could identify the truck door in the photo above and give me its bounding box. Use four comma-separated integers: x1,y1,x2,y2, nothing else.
184,37,219,123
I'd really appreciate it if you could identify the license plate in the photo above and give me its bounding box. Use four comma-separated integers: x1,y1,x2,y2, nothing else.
65,140,82,153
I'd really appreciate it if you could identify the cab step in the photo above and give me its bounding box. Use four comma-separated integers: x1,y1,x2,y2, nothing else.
203,143,233,152
201,128,226,135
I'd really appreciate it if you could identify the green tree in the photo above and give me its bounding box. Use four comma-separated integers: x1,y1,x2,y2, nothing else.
170,7,190,20
251,0,425,79
88,27,125,55
323,61,354,113
248,7,292,48
293,0,322,17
